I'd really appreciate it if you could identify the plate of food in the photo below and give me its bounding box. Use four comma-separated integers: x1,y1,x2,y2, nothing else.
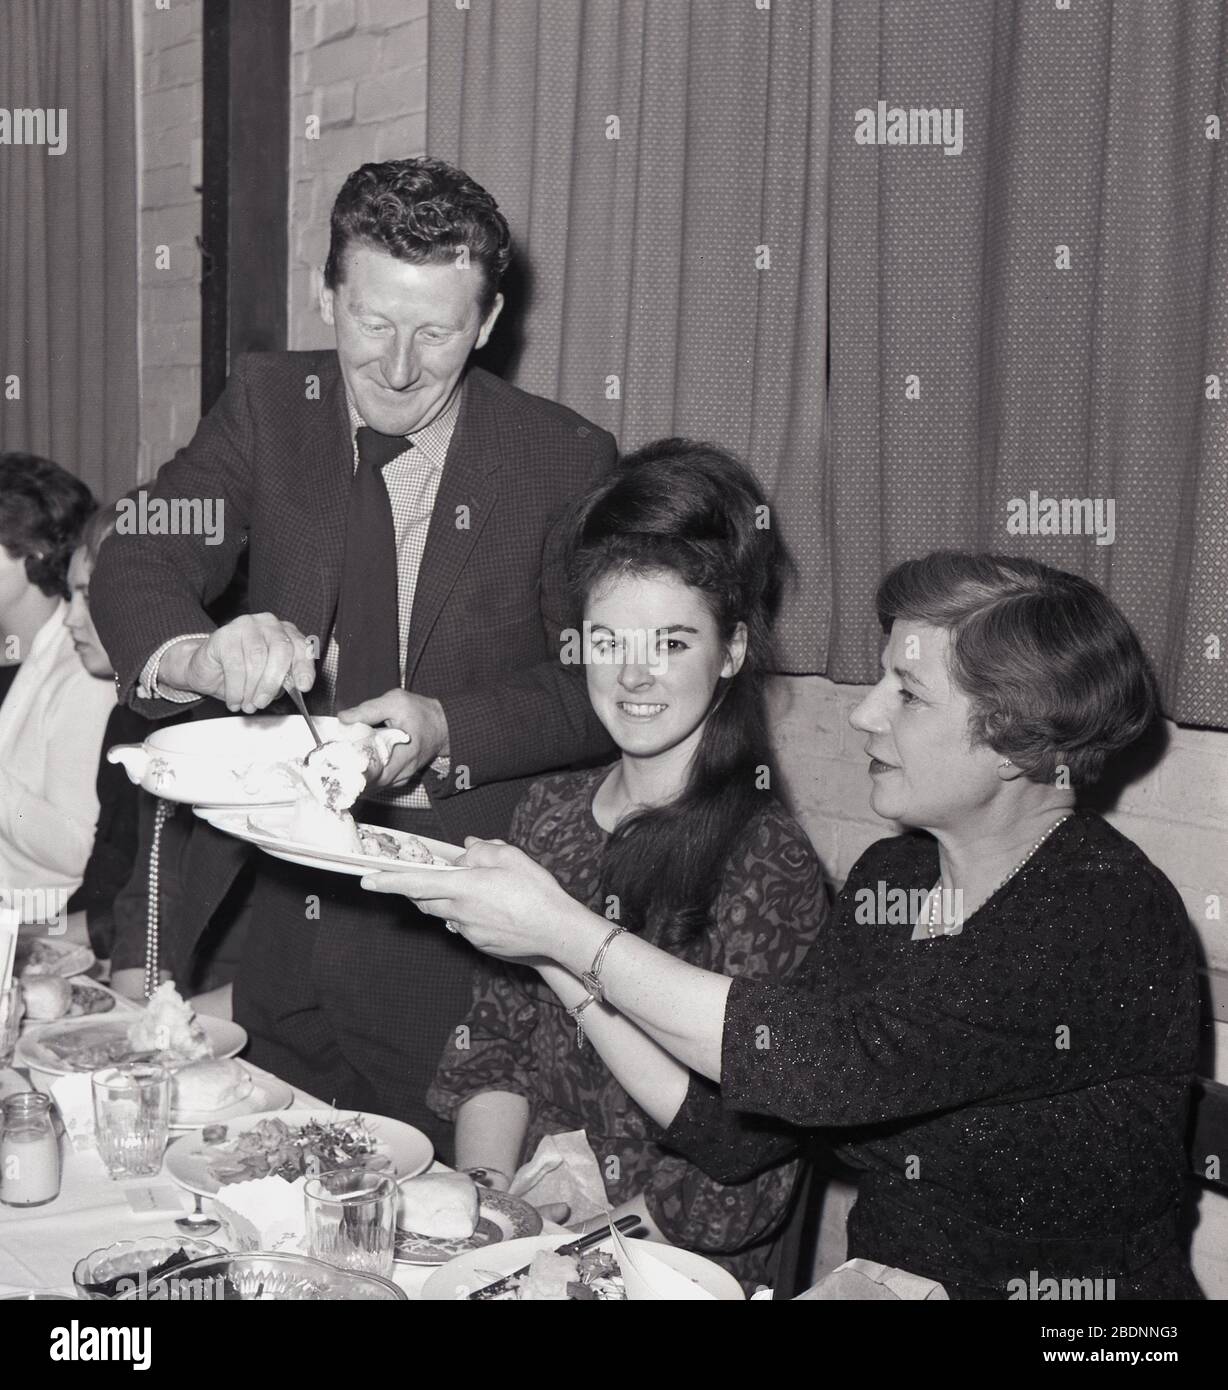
20,976,117,1025
192,726,465,874
195,805,464,877
164,1108,434,1198
14,937,95,979
421,1234,745,1301
15,983,245,1076
169,1058,293,1130
106,714,411,808
393,1173,543,1265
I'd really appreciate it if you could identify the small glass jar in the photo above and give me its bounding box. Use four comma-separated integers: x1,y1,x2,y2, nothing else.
0,1092,62,1208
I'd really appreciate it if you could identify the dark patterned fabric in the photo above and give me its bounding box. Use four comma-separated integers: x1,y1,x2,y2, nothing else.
663,811,1203,1300
89,352,618,1148
429,766,829,1291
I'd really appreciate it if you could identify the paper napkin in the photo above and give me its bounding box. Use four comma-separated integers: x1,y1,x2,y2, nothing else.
508,1130,608,1225
607,1220,715,1301
212,1175,307,1252
794,1257,949,1301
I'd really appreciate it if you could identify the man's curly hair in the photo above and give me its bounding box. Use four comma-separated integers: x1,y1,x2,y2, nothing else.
323,157,511,315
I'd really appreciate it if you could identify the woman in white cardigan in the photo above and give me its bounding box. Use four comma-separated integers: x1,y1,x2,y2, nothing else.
0,454,116,916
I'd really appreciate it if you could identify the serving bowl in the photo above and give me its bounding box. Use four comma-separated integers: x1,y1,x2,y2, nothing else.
113,1249,406,1301
73,1237,224,1300
106,715,407,807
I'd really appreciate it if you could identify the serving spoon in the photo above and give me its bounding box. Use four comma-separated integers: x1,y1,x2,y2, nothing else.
282,677,325,753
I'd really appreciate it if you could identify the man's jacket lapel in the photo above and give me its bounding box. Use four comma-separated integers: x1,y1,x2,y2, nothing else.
403,371,503,688
293,358,352,659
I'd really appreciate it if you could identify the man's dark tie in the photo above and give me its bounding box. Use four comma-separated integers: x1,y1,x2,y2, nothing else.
333,425,408,710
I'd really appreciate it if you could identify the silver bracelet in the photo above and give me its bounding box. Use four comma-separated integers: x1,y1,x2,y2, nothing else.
566,925,626,1046
565,990,598,1047
582,924,626,1003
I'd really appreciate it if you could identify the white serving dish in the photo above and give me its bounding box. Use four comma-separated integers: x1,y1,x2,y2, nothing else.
106,714,407,807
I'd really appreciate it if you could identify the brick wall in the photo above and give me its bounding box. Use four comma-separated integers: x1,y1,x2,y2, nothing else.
133,0,429,475
134,0,204,483
288,0,428,349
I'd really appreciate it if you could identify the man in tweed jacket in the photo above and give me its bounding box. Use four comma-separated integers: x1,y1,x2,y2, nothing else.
91,159,616,1155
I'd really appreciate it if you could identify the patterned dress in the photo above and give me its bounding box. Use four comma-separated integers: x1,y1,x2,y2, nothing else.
428,765,829,1292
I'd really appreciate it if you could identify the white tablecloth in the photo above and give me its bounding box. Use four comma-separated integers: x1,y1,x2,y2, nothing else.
0,1063,448,1300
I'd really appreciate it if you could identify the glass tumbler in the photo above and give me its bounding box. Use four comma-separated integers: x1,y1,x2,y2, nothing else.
304,1170,397,1277
92,1064,171,1178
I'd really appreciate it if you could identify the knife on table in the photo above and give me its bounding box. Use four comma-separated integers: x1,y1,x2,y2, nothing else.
466,1213,644,1300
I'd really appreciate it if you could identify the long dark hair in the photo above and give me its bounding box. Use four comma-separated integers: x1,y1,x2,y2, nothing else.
566,438,786,947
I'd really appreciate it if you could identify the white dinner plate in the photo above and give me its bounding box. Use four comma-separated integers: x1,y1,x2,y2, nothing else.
170,1063,294,1131
194,806,464,878
13,938,95,979
164,1107,434,1198
14,1013,247,1077
16,979,119,1027
421,1234,745,1302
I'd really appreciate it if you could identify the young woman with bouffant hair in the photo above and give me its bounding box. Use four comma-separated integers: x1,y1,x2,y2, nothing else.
418,439,829,1293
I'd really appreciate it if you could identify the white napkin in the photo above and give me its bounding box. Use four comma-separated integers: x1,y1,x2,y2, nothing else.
795,1257,949,1301
212,1175,307,1252
607,1220,715,1301
508,1131,608,1225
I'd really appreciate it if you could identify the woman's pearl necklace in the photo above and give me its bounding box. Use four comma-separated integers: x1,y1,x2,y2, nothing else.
924,813,1074,938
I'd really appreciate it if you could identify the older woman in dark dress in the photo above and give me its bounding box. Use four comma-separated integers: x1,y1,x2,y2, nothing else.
366,552,1201,1300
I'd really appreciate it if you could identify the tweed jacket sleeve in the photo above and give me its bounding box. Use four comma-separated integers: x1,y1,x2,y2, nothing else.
90,358,260,718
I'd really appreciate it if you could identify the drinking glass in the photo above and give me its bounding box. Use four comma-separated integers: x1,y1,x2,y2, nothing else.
0,985,23,1067
92,1065,171,1178
303,1171,397,1277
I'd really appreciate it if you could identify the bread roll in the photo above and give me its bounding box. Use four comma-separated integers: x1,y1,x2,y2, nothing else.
173,1058,254,1114
22,974,72,1021
397,1172,480,1239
